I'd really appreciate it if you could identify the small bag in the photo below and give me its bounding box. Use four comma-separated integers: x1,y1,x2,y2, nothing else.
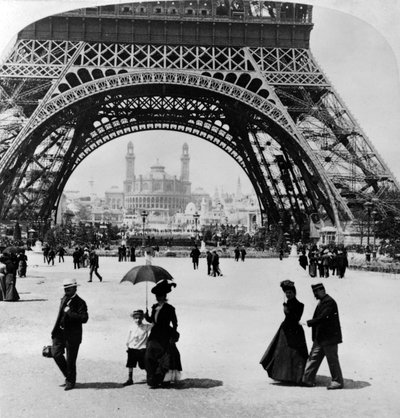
42,345,53,358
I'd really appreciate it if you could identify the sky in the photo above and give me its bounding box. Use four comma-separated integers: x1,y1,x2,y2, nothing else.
0,0,399,197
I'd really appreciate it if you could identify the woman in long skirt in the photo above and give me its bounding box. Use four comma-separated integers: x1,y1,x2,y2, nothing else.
260,280,308,384
0,255,20,302
145,280,182,388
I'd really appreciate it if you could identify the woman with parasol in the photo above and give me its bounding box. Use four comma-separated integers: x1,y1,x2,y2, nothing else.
144,280,182,388
260,280,308,384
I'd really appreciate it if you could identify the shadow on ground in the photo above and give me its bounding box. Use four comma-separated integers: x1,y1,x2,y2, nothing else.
315,375,370,389
21,299,48,302
175,378,223,389
76,382,125,389
271,375,371,390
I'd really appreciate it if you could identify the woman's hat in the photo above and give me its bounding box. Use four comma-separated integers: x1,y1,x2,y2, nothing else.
63,278,79,289
151,280,176,295
130,309,144,318
280,280,295,292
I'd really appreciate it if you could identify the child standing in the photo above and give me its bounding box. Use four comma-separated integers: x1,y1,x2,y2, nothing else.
123,309,152,386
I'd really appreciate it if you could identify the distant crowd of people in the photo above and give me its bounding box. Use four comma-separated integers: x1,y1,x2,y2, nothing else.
43,245,66,265
298,245,349,279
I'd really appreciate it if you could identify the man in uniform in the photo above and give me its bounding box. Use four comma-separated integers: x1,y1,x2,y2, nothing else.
302,283,344,390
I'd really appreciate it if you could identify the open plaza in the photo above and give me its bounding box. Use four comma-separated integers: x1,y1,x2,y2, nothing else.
0,251,399,417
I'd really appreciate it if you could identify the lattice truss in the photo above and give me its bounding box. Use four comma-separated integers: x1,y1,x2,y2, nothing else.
0,87,327,224
0,38,399,222
274,84,400,213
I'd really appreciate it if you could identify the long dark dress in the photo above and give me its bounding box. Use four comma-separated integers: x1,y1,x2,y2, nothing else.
145,302,182,387
260,297,308,384
0,265,6,300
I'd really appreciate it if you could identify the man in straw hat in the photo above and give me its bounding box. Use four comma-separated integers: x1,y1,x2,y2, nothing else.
302,283,344,390
51,278,88,391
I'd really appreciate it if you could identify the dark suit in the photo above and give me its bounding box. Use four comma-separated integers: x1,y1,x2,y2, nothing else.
302,294,343,386
190,247,201,270
51,293,88,385
89,252,102,282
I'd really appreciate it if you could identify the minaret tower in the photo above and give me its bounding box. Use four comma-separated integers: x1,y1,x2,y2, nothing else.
124,141,135,193
236,177,242,200
180,142,190,182
180,142,191,198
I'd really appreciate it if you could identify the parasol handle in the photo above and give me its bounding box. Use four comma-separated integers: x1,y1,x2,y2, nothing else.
146,280,148,311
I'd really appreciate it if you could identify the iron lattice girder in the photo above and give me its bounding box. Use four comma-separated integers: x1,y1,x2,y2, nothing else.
274,85,397,196
0,68,351,225
0,86,330,224
0,2,398,224
1,40,328,87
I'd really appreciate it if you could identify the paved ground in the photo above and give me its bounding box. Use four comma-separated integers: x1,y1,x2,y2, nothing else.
0,251,399,418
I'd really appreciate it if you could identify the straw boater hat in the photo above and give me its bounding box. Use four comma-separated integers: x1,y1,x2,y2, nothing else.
130,309,144,318
63,278,79,289
311,283,325,292
151,280,176,295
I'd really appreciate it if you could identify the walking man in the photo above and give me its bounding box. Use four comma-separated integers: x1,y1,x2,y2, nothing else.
234,246,240,262
206,250,212,275
88,248,102,282
58,246,65,263
72,248,80,269
189,244,201,270
51,278,88,391
240,247,246,262
302,283,344,390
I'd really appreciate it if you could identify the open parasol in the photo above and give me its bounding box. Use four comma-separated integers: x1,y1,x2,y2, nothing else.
120,264,174,309
2,246,22,255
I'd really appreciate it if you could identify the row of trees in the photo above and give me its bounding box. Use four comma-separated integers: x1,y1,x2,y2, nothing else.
5,212,400,256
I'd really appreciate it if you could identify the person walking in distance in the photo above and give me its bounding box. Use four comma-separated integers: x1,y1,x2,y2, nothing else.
211,251,222,276
234,246,240,262
189,244,201,270
51,278,88,391
88,248,102,282
72,248,80,269
240,247,247,262
57,246,65,263
302,283,344,390
206,251,212,275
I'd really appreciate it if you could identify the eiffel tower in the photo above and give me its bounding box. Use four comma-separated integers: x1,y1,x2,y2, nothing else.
0,0,399,242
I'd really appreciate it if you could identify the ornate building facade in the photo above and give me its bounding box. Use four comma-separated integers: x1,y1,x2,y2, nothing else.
122,141,192,218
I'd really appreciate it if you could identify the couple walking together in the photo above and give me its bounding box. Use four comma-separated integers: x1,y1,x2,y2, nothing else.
260,281,343,390
50,277,181,391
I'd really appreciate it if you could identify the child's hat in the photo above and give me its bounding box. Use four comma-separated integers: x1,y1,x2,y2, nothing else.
130,309,144,318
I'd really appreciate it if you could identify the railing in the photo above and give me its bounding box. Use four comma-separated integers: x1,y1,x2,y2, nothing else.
59,1,312,25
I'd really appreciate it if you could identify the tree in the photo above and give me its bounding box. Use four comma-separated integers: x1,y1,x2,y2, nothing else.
44,228,56,248
13,222,22,242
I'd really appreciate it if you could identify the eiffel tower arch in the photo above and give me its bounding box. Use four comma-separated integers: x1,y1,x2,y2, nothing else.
0,1,399,242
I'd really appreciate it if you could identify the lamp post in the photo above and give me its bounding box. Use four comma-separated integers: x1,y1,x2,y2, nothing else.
364,201,373,261
141,210,148,246
371,210,378,258
193,211,200,242
364,201,373,247
28,228,36,248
